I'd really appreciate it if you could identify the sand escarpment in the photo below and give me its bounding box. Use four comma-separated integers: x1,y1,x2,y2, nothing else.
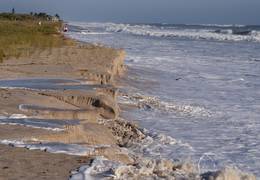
0,42,131,179
0,43,126,84
36,89,119,119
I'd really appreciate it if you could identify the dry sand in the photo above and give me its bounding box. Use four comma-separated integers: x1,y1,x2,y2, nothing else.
0,44,125,84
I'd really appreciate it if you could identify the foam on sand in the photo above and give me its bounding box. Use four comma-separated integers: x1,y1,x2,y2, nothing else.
0,139,95,156
0,114,79,131
70,157,121,180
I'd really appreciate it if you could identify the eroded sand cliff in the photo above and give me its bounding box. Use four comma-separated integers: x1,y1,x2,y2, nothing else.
0,43,131,179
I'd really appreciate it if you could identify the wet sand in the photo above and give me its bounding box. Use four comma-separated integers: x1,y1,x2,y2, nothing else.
0,42,130,179
0,144,90,180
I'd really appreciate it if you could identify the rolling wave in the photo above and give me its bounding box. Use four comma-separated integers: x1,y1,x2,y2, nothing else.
104,23,260,42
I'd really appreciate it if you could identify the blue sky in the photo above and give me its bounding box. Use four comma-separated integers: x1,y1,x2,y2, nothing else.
0,0,260,24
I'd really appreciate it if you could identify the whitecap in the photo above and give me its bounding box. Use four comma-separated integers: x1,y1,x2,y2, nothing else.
104,23,260,42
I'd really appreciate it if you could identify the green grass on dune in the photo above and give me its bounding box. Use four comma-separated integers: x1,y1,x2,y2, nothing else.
0,17,72,62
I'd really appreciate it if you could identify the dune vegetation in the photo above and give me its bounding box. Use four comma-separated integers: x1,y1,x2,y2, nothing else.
0,13,73,62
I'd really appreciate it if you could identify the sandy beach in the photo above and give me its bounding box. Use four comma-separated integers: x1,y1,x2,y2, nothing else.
0,41,135,179
0,144,90,180
0,0,259,177
0,20,257,179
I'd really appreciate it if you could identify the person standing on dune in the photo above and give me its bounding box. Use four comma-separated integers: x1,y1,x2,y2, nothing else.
63,24,68,32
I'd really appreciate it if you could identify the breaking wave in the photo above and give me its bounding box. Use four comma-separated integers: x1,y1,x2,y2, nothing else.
69,123,197,180
119,93,212,117
103,23,260,42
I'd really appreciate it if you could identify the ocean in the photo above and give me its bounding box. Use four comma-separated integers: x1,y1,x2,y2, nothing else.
67,22,260,176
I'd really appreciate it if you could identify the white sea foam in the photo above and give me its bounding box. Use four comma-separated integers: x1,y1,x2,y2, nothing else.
70,157,120,180
101,23,260,42
132,130,195,158
0,86,50,92
198,152,221,174
0,113,67,131
70,156,198,180
9,114,28,119
119,93,212,117
0,140,95,156
0,122,64,131
193,24,246,28
80,31,111,35
68,22,260,42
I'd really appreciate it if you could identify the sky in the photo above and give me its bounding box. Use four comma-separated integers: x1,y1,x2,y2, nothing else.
0,0,260,25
